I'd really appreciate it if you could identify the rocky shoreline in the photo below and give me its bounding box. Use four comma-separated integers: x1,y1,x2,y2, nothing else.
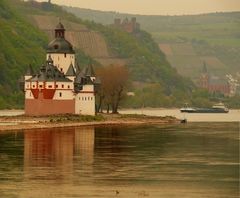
0,114,179,132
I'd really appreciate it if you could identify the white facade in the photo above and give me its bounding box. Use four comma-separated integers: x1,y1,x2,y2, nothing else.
75,85,95,115
46,53,75,74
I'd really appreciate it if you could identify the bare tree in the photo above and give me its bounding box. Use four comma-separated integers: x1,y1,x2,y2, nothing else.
96,65,129,114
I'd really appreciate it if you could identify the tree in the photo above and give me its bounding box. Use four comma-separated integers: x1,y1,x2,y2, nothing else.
96,65,129,114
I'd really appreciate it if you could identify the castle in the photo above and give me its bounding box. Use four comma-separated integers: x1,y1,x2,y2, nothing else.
21,22,99,116
113,17,140,33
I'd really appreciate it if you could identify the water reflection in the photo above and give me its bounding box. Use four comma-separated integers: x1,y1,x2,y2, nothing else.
23,127,96,183
24,128,75,181
0,123,239,198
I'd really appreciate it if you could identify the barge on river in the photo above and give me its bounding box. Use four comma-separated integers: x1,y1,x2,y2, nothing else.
180,103,229,113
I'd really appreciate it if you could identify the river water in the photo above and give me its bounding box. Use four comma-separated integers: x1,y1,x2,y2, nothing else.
1,109,240,122
0,123,239,197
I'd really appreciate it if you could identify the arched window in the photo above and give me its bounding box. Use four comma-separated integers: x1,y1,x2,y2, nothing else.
59,92,62,97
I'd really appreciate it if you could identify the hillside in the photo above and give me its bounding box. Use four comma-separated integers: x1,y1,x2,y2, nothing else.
1,0,239,109
64,7,240,81
0,0,200,109
0,0,47,109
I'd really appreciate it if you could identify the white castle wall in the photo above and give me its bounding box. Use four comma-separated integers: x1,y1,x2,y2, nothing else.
53,82,74,100
46,53,75,74
25,90,34,99
75,85,95,115
54,89,74,100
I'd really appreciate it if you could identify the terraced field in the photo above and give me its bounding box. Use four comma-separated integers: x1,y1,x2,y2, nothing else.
159,43,231,81
29,15,125,65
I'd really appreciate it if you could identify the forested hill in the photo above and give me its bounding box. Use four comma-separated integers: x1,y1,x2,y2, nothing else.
0,0,47,108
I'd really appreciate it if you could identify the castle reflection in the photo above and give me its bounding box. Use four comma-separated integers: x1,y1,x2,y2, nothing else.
23,127,95,181
23,126,130,184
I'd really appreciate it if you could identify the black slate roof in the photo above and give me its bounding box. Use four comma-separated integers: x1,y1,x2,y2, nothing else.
27,62,71,82
66,63,76,76
47,38,75,54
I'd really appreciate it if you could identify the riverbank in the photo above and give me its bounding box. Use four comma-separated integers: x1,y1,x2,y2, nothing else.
0,113,178,132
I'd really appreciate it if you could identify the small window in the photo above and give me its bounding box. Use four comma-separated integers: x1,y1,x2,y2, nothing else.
88,97,90,100
64,53,66,58
59,92,62,97
68,85,70,89
48,85,52,88
62,84,64,88
39,85,43,88
82,97,84,100
85,97,87,101
30,92,31,97
79,97,80,100
56,85,58,88
33,85,35,88
91,97,93,100
61,68,63,72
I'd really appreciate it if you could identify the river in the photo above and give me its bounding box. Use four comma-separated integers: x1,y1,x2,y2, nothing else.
1,109,240,122
0,123,239,197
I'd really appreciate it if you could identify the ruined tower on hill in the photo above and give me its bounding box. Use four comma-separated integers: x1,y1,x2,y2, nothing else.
113,17,140,33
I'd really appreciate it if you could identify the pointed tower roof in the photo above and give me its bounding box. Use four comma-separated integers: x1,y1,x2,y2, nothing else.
47,55,54,64
25,64,34,76
66,63,76,76
56,21,65,30
84,64,95,77
75,62,81,75
202,61,208,73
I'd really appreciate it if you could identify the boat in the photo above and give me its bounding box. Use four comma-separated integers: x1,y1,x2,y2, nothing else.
180,102,229,113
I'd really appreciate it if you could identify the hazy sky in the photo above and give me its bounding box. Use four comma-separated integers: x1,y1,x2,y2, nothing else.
36,0,240,15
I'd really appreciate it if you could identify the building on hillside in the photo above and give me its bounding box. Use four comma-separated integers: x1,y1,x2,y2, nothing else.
226,74,239,97
198,62,230,96
113,17,140,33
20,22,100,116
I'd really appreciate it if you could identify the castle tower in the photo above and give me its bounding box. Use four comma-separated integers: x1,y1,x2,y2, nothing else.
74,64,96,115
46,22,75,74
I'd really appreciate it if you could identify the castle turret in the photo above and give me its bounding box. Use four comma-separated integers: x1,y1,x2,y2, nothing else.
46,22,75,74
75,64,97,115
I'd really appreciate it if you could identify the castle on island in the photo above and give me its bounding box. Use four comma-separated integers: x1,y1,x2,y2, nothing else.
21,22,99,116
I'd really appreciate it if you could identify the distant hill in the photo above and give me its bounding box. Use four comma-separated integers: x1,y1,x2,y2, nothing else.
0,0,197,109
64,7,240,81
